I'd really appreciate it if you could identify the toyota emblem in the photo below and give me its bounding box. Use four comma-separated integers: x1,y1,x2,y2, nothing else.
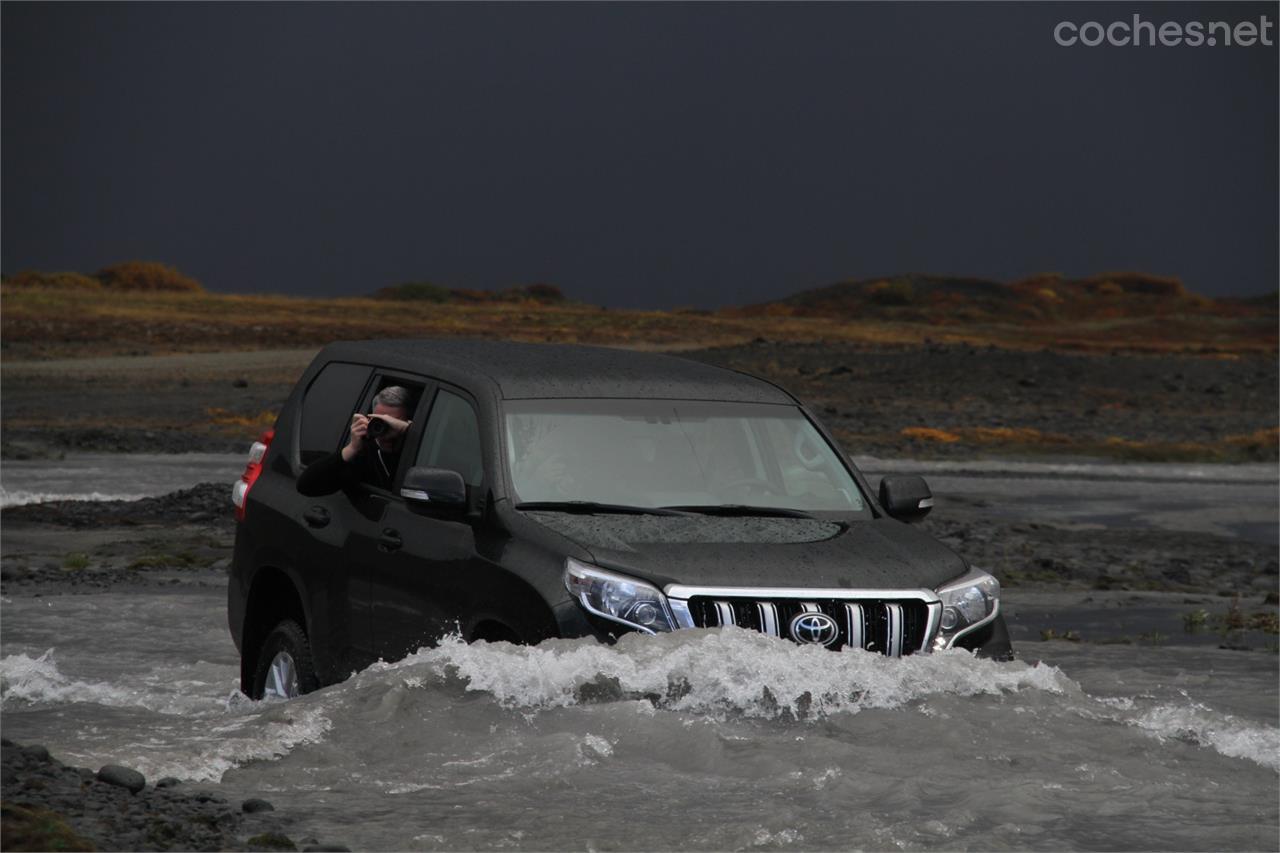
789,612,840,647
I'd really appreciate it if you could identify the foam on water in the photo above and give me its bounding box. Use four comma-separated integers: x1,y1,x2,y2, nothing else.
0,649,139,709
1133,700,1280,772
1,649,333,782
391,628,1075,718
2,649,227,716
0,487,150,508
354,630,1280,772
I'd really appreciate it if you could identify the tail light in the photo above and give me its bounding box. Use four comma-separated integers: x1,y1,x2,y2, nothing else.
232,429,275,522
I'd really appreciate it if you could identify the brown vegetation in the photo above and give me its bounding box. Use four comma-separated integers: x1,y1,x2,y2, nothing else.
0,266,1273,360
887,424,1279,462
3,261,204,294
736,271,1269,326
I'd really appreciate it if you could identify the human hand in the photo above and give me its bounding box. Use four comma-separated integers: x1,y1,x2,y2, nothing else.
342,414,370,461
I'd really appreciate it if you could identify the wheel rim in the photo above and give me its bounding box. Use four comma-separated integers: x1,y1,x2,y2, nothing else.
264,651,300,699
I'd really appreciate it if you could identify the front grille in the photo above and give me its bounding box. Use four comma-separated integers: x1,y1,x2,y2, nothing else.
685,595,933,656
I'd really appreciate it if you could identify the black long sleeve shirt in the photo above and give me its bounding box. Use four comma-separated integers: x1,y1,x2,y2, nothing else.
296,443,402,496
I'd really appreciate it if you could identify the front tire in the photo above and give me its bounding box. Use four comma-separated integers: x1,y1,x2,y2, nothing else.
251,619,319,700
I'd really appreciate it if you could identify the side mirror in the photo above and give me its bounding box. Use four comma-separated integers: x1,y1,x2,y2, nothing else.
878,475,934,523
400,466,467,510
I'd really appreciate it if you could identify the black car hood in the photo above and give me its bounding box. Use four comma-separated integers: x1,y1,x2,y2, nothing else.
523,512,967,591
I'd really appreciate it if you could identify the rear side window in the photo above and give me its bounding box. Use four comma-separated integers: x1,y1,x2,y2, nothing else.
415,389,483,486
299,362,371,464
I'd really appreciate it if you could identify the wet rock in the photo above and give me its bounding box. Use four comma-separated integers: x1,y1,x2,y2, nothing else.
303,846,352,852
243,797,276,813
155,776,182,788
248,831,298,851
233,377,250,388
96,764,146,793
21,745,50,762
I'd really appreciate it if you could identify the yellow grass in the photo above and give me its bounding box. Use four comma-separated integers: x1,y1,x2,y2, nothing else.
205,408,278,430
0,285,1274,361
891,424,1278,461
900,427,962,443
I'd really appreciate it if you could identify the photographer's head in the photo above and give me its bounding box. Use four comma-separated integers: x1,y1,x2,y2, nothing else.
369,385,411,449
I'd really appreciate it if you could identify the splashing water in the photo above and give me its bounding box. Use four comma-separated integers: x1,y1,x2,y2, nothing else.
2,590,1276,850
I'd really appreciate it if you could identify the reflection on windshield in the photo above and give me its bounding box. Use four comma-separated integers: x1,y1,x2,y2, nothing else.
504,400,865,513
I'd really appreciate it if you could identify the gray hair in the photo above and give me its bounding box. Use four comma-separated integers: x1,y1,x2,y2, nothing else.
373,385,410,410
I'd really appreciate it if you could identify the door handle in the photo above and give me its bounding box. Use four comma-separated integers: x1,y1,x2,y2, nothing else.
303,506,331,528
378,528,403,552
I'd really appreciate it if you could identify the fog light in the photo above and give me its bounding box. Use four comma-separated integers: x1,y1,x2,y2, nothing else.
630,602,660,627
940,606,959,631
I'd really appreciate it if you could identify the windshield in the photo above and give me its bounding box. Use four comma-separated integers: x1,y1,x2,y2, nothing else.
503,399,867,514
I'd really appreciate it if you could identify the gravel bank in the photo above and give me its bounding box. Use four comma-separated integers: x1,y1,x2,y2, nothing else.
691,339,1278,459
3,342,1275,460
0,739,350,851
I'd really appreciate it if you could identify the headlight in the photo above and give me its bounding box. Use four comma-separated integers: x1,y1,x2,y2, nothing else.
933,568,1000,650
564,558,676,634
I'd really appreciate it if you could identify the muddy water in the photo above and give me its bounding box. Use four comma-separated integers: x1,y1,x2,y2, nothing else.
1,586,1277,851
1,455,1277,849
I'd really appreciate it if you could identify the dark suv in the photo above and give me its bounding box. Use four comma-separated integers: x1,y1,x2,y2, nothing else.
229,340,1010,699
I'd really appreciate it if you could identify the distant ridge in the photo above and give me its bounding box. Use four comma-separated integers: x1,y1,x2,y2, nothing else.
731,272,1270,324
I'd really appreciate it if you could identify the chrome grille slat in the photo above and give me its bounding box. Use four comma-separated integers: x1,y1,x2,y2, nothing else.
844,603,865,650
714,601,736,627
884,602,904,658
757,602,780,637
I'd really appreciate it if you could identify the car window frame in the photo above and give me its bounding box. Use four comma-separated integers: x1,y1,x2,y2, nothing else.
295,361,376,469
413,382,488,492
338,371,436,500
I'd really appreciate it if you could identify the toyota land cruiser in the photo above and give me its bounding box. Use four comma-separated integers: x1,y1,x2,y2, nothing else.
228,340,1011,699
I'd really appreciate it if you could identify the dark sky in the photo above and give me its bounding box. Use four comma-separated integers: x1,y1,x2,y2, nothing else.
3,2,1276,308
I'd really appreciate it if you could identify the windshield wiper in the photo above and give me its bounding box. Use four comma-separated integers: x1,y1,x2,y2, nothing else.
660,504,817,519
515,501,691,517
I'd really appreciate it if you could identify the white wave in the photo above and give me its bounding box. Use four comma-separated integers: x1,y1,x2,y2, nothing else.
1,650,333,783
1132,701,1280,772
391,629,1075,720
0,649,139,708
0,487,149,508
0,649,230,716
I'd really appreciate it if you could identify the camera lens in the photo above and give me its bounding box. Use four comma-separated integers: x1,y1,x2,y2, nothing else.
367,417,388,438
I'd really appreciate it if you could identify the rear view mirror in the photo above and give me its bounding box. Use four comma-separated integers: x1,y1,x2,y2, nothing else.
401,466,467,509
878,475,934,523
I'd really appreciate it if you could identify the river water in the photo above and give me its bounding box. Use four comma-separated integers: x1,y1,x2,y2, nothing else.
1,454,1278,849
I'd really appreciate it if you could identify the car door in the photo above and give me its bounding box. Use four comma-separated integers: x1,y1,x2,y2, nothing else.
287,361,378,675
361,383,487,661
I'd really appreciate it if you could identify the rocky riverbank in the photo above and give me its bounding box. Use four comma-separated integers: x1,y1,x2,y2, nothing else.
1,483,1275,638
1,484,233,594
1,739,349,851
692,339,1279,460
2,342,1275,461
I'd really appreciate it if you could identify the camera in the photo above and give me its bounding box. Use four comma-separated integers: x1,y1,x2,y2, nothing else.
366,416,390,438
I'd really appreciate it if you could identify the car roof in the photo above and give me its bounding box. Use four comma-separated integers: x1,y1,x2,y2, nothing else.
319,338,795,403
